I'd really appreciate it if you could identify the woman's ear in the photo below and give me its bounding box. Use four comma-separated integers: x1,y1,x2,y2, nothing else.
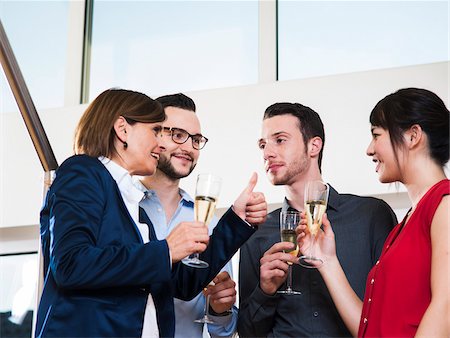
309,136,323,157
114,116,128,143
405,124,423,149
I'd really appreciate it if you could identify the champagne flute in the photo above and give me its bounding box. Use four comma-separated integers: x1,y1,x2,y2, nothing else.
299,180,329,268
182,173,221,268
194,281,215,324
277,210,301,295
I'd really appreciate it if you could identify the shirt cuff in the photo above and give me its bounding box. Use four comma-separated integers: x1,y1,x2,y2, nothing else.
206,306,236,335
209,307,233,317
253,283,280,304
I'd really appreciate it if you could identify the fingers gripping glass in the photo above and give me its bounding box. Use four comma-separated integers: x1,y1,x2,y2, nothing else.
299,181,329,269
278,210,301,295
182,173,222,268
163,127,208,150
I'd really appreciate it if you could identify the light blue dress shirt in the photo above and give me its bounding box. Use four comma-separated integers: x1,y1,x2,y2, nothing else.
138,184,238,338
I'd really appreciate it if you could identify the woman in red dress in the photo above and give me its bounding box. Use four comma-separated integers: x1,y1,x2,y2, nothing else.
298,88,449,337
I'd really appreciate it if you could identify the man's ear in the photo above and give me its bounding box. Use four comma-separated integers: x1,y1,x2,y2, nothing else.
114,116,128,143
309,136,323,157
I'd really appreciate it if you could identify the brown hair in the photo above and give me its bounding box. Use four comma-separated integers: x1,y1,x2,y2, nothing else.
74,88,165,157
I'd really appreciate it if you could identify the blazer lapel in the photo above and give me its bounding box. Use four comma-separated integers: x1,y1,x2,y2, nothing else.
138,206,158,241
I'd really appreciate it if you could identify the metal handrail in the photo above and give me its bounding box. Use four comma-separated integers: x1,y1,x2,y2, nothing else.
0,19,58,172
0,18,58,337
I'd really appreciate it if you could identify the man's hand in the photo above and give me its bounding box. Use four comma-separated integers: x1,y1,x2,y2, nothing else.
233,173,267,226
165,221,209,263
260,242,298,295
204,271,236,315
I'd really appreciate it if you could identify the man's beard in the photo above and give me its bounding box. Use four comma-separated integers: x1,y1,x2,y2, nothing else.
269,154,310,186
157,154,196,179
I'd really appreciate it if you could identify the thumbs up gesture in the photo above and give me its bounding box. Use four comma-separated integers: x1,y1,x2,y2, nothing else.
232,173,267,227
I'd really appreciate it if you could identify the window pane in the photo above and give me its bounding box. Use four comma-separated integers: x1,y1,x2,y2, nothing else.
0,253,37,338
0,1,71,113
278,1,449,80
89,1,258,99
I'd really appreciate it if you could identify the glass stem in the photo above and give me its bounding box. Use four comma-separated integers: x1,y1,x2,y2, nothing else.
286,265,293,291
204,294,211,317
311,234,316,258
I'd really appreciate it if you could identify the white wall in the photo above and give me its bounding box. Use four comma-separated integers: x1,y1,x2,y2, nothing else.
185,61,449,206
1,62,448,235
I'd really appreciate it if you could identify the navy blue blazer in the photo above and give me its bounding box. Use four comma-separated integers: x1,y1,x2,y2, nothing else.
36,155,255,337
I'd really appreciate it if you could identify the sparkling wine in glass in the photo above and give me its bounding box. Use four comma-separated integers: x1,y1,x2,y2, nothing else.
299,180,329,268
277,210,301,295
182,173,221,268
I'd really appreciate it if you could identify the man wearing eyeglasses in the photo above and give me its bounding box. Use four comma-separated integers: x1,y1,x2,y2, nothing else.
137,93,238,337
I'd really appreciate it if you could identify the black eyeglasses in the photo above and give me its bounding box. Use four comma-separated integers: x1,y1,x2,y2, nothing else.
162,127,208,150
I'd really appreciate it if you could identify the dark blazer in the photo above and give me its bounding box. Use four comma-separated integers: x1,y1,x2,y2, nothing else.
36,155,255,338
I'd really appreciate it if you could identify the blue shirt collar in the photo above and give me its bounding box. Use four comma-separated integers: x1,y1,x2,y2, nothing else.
133,179,194,205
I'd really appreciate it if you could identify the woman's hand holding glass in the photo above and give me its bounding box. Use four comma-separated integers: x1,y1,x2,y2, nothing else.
299,180,329,268
296,211,337,268
165,221,210,263
183,173,222,268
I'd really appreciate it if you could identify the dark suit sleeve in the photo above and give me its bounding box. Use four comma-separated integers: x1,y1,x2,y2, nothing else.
370,199,398,263
43,157,172,289
237,233,277,337
171,208,256,301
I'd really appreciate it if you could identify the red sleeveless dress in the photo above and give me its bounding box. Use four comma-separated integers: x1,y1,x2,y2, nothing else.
358,179,449,337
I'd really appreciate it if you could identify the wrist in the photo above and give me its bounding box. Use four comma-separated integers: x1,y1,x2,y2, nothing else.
231,206,258,229
231,205,245,220
208,305,232,317
319,254,340,276
260,283,277,296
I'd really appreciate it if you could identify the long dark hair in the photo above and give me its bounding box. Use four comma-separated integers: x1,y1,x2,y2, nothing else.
370,88,449,166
